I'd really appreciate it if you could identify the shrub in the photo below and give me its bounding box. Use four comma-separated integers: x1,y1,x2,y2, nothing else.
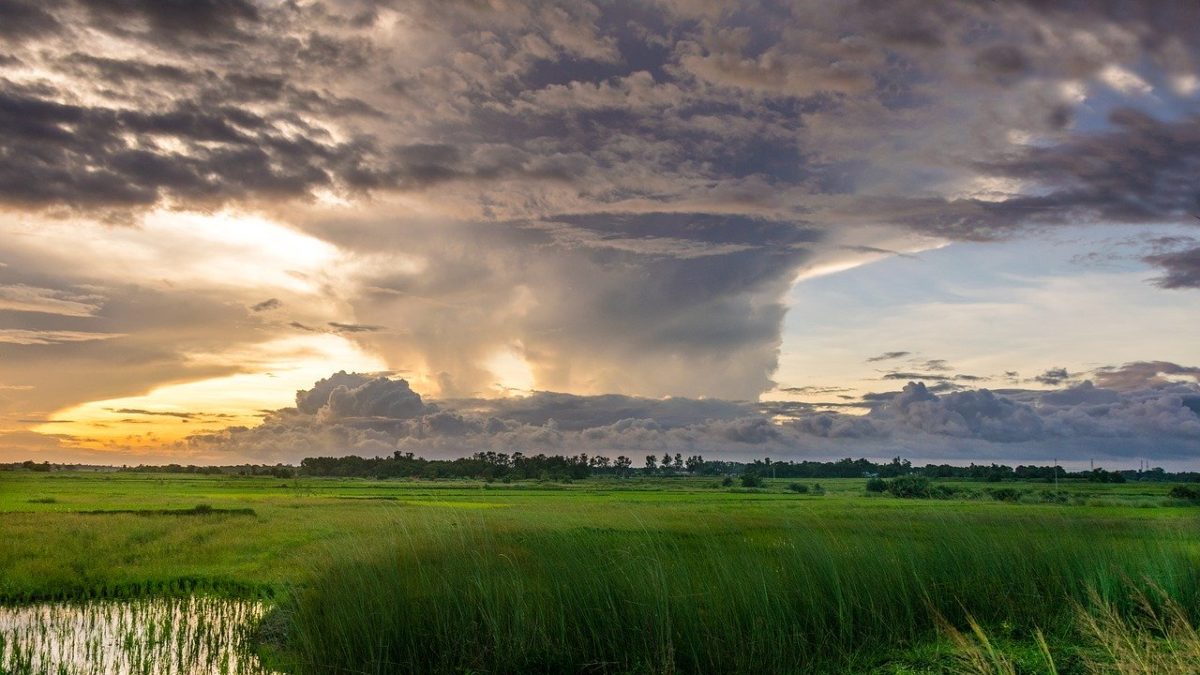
865,477,887,493
930,485,965,500
886,475,931,499
1169,485,1200,503
787,483,809,494
740,473,764,488
986,488,1023,503
721,476,734,487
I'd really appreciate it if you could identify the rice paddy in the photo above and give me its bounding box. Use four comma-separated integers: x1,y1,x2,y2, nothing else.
1,470,1198,673
0,597,272,675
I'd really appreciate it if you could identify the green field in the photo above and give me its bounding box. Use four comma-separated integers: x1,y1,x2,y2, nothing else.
2,471,1199,673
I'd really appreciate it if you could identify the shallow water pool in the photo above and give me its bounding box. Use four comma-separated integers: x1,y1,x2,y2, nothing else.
0,596,277,675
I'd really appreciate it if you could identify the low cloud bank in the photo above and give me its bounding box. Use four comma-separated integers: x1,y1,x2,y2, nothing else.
185,368,1200,465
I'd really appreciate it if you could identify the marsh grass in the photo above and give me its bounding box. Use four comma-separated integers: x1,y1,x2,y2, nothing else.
1075,588,1200,674
3,473,1198,673
945,588,1200,675
271,509,1200,674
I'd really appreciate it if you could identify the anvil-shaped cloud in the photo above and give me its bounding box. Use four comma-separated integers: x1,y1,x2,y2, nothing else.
0,0,1198,464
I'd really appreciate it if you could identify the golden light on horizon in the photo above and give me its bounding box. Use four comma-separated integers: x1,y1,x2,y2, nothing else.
35,334,386,450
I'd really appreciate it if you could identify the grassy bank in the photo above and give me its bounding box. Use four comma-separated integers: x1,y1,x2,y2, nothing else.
269,509,1200,674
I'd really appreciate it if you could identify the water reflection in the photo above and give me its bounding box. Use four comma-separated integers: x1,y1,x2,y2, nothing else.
0,597,277,675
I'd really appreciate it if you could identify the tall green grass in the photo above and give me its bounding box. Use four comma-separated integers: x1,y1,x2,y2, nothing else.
269,510,1200,674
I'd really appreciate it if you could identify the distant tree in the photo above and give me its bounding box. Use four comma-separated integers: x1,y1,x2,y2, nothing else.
661,453,672,471
740,472,763,488
614,456,633,478
645,455,658,475
673,453,684,471
881,456,913,478
685,455,704,474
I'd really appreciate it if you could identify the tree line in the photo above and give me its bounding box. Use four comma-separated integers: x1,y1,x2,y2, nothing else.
295,452,1197,482
4,455,1196,483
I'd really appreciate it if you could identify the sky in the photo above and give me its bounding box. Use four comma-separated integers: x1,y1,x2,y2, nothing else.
0,0,1198,468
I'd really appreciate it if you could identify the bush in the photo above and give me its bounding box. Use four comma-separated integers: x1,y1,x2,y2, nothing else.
986,487,1024,503
886,475,931,499
721,476,734,487
811,483,825,496
930,485,966,500
787,483,809,494
1169,485,1200,503
1039,490,1069,504
740,473,764,488
865,477,887,493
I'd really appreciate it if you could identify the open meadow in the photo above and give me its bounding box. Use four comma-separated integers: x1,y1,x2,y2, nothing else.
2,470,1199,674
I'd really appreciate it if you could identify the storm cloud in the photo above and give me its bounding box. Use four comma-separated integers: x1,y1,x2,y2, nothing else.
5,0,1200,231
2,0,1199,463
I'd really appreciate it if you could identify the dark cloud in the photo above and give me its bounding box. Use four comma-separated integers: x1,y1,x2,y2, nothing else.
295,371,371,415
105,408,236,420
1034,368,1072,386
1093,361,1200,391
1144,245,1200,289
320,376,430,422
80,0,259,37
295,371,431,423
867,351,910,362
973,44,1030,79
881,371,984,383
0,0,62,43
883,372,953,382
878,382,1045,443
250,298,281,312
0,88,379,209
4,0,1196,240
109,408,197,419
777,385,852,395
978,110,1200,228
328,322,385,333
